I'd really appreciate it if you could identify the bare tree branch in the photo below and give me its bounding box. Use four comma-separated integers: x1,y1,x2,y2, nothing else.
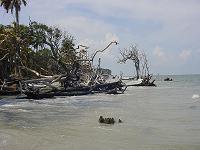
91,41,118,63
0,53,9,61
118,44,141,79
19,66,53,78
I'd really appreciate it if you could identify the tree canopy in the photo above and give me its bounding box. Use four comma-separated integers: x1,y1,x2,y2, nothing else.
0,22,78,81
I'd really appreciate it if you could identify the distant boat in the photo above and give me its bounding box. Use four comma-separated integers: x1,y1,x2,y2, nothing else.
164,77,173,81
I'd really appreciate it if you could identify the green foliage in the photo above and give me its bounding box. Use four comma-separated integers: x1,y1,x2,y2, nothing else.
29,21,78,73
0,0,27,13
0,22,78,80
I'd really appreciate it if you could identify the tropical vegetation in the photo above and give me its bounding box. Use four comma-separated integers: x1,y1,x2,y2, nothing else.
0,22,78,83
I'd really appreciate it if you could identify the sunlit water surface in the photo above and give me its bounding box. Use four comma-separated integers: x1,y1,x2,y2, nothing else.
0,75,200,150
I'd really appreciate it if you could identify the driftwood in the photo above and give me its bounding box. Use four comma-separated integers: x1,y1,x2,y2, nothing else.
1,66,128,97
0,41,124,97
0,80,6,91
91,81,124,93
54,90,92,97
21,80,126,99
132,80,156,86
19,66,53,78
2,79,127,98
128,75,156,87
106,85,128,94
22,85,92,99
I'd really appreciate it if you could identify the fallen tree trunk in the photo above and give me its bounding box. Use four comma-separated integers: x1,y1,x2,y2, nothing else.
91,80,124,93
19,66,53,78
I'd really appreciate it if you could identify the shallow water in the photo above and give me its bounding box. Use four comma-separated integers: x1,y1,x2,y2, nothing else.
0,75,200,150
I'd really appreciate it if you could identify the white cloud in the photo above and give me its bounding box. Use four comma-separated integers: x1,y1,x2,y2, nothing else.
179,50,192,61
78,39,94,48
105,33,119,43
153,46,166,59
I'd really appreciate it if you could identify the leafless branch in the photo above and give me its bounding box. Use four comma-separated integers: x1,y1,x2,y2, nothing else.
0,53,9,61
91,41,118,63
19,66,53,78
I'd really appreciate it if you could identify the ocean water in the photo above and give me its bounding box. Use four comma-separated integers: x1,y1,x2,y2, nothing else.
0,75,200,150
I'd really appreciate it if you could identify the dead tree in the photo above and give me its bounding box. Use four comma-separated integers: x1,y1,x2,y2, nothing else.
76,41,118,85
91,41,118,64
119,45,140,79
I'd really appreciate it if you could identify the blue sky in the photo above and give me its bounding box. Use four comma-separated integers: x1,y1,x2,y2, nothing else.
1,0,200,75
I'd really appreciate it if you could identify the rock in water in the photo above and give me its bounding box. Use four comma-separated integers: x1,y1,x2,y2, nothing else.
118,119,122,123
99,116,105,123
99,116,115,124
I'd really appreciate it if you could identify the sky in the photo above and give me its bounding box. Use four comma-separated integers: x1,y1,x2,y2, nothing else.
0,0,200,75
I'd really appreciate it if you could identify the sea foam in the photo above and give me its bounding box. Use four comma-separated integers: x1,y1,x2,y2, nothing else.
192,94,200,99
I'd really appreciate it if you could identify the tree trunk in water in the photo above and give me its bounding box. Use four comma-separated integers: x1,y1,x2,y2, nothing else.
134,59,140,79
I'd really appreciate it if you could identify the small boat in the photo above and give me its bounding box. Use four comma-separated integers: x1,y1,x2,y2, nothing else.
164,77,173,81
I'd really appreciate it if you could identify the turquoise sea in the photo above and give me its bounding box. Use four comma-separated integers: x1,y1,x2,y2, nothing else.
0,75,200,150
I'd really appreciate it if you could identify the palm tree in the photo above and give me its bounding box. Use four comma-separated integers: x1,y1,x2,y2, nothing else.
0,0,27,75
0,0,27,26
